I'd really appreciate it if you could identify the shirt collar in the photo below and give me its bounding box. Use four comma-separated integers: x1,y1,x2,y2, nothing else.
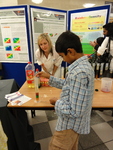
68,55,88,72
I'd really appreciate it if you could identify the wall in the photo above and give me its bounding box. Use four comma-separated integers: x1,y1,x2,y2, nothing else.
0,0,18,6
17,0,105,10
2,63,27,87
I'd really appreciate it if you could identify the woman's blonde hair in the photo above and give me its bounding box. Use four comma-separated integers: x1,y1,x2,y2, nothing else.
37,33,53,56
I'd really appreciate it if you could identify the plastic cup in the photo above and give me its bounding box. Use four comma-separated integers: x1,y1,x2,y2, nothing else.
101,77,112,93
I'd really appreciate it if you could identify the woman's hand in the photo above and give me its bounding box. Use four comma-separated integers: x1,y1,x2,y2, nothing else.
90,41,96,47
97,52,101,56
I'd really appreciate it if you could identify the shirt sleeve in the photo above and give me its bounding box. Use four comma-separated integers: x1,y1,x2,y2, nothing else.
55,72,92,118
35,49,42,65
49,76,65,89
97,37,109,55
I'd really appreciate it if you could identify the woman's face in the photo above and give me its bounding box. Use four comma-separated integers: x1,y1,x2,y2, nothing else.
103,28,108,36
39,39,50,53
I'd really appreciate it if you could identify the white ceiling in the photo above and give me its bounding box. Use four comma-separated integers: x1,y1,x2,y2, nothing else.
17,0,113,10
1,0,113,11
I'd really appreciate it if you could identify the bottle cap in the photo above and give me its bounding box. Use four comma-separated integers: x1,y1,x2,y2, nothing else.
36,68,39,71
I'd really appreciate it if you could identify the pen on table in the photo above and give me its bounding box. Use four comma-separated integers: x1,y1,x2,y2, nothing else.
9,94,24,102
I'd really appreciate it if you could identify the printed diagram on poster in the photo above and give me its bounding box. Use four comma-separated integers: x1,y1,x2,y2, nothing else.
0,8,29,62
30,7,67,62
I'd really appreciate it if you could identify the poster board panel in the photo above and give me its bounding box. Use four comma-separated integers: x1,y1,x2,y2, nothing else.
0,5,31,63
29,5,67,63
68,5,111,55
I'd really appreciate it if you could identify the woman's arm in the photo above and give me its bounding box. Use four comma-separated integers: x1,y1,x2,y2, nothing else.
36,49,52,74
52,65,58,76
53,46,63,67
97,37,109,55
41,64,51,74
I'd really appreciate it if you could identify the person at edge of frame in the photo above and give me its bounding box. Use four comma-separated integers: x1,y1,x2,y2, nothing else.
89,22,113,65
88,37,104,63
37,30,94,150
90,22,112,50
97,22,113,71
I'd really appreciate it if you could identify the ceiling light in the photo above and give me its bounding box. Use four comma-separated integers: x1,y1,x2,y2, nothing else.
32,0,43,4
83,3,95,8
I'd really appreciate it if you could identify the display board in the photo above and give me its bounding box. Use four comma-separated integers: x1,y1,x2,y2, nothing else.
30,5,67,62
0,5,110,62
0,4,111,87
68,5,111,55
0,5,31,63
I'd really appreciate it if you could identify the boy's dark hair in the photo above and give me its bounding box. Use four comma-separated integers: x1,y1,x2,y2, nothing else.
96,37,104,46
55,31,83,55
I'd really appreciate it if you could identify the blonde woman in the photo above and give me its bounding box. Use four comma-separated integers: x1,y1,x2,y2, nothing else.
35,33,63,78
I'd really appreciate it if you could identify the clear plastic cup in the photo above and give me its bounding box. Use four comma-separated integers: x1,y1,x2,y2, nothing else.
101,77,112,93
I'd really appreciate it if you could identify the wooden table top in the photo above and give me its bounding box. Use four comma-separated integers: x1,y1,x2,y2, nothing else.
93,79,113,108
7,79,113,109
7,81,61,109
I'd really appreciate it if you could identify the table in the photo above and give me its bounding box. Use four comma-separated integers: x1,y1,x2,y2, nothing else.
0,79,19,150
7,79,113,115
0,79,40,150
8,81,61,117
0,79,20,107
8,81,61,110
93,79,113,110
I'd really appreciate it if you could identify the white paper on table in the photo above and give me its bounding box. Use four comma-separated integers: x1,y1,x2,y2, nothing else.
10,95,31,106
5,91,21,99
5,91,31,106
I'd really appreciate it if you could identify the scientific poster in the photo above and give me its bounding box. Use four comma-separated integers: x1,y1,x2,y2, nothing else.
0,8,29,62
30,6,67,62
69,6,110,55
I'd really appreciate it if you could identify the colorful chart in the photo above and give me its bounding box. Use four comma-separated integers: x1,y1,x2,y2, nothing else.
6,53,13,59
13,38,20,43
54,33,58,36
5,46,12,51
4,38,11,43
14,46,21,51
49,33,53,37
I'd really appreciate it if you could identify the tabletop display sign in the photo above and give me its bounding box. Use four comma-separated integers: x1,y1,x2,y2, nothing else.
68,5,111,55
0,5,31,63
